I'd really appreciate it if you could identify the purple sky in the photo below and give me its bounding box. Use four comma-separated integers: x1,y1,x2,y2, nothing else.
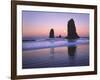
22,11,89,38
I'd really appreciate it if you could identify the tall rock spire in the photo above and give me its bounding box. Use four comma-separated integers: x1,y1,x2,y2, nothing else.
67,19,80,39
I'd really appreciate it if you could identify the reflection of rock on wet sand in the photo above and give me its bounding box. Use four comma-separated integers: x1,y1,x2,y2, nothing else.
68,45,77,66
68,40,77,65
68,46,76,57
50,48,55,58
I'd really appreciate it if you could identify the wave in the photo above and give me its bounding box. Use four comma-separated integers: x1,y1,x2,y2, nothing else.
22,38,89,50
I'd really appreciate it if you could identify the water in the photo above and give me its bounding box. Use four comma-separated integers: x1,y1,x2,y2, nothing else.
22,38,89,69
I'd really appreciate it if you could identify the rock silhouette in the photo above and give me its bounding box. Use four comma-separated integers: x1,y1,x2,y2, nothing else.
67,19,80,39
58,35,62,38
49,28,55,38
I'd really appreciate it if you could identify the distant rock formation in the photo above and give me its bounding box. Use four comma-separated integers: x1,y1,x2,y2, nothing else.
58,35,62,38
56,35,62,38
49,28,55,38
67,19,80,39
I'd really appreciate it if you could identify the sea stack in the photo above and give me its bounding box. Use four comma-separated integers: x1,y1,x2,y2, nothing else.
67,19,80,39
49,28,55,38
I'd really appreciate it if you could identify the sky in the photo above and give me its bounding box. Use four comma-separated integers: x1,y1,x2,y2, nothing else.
22,11,89,39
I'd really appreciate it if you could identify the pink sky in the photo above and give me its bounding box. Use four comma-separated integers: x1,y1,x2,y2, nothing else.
22,11,89,38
